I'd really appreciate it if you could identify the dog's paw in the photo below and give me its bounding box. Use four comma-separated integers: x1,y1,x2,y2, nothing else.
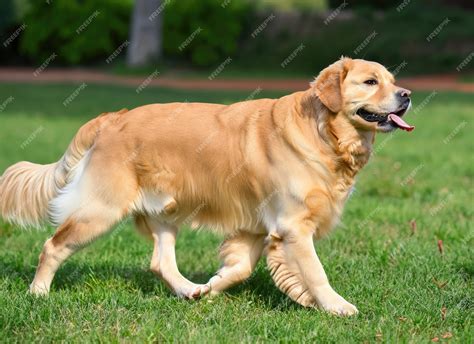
29,283,49,296
320,299,359,316
176,283,211,300
188,284,211,300
315,285,358,316
318,293,358,316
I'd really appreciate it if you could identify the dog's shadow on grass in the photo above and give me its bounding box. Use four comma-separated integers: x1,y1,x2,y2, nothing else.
225,265,301,311
51,263,218,296
0,258,296,311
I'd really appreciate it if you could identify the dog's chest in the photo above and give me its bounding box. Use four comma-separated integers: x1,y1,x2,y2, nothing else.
326,182,355,230
303,161,360,237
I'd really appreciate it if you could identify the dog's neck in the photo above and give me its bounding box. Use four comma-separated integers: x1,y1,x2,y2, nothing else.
326,113,374,175
299,89,375,176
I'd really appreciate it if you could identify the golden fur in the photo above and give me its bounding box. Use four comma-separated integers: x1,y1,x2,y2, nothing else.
0,58,412,316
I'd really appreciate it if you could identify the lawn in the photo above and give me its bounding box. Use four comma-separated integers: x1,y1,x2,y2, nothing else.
0,82,472,342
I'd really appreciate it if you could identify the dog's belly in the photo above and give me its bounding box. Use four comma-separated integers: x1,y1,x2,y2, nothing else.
132,188,266,235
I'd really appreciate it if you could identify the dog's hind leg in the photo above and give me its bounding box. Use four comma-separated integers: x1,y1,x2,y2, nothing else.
138,216,210,299
29,212,122,295
30,149,137,295
206,232,265,295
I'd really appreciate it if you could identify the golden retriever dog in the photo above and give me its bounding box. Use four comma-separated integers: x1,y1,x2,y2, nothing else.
0,58,414,316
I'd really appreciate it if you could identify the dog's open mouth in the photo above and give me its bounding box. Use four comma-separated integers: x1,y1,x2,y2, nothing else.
356,106,415,132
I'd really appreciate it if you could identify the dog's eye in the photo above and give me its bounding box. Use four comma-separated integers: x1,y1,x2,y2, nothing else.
364,79,378,85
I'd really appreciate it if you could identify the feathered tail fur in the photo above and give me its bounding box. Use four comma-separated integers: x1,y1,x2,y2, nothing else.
0,109,128,227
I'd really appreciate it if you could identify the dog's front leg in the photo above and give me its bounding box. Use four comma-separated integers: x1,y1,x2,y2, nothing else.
206,232,265,295
267,227,358,316
142,217,210,299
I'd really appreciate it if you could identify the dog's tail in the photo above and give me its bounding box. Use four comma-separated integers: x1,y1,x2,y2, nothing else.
0,109,128,228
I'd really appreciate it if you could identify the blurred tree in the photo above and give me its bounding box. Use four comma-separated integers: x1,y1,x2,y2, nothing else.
127,0,162,66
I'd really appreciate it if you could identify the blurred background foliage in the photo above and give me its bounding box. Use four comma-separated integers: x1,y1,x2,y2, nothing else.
0,0,473,75
163,0,252,66
19,0,131,64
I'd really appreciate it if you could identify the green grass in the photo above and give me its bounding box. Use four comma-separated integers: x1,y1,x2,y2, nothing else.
459,74,474,84
0,82,472,342
110,63,313,80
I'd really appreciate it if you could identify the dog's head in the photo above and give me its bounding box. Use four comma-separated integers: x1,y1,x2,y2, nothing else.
313,57,414,133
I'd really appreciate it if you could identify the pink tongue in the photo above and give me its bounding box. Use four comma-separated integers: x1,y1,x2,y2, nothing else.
388,114,415,132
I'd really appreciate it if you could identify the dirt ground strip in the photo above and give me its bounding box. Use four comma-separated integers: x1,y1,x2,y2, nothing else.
0,68,472,93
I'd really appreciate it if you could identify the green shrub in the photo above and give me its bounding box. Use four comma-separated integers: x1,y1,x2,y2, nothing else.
0,0,31,64
20,0,132,64
0,0,16,32
327,0,400,9
234,3,474,75
19,0,252,67
163,0,253,67
257,0,327,11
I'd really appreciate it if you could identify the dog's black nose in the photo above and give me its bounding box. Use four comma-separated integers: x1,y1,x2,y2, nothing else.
397,88,411,99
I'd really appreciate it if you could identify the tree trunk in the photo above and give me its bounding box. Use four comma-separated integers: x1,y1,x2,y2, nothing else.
127,0,162,67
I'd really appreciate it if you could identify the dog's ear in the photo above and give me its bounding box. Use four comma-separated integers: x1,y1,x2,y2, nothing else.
312,58,352,113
